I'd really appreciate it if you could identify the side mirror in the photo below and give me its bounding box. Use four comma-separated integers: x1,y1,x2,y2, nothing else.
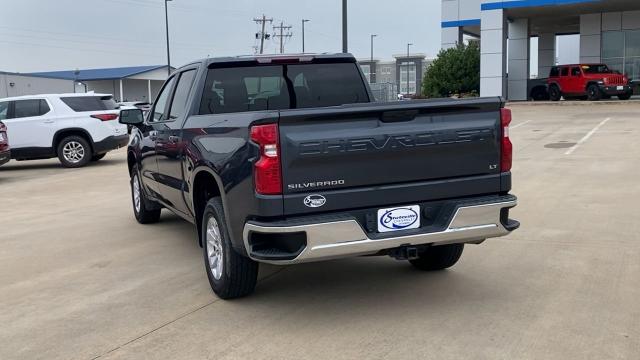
119,108,144,126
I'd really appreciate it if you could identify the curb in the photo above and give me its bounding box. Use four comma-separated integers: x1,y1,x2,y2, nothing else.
507,99,640,107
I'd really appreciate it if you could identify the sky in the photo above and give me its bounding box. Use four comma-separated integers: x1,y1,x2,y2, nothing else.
0,0,443,73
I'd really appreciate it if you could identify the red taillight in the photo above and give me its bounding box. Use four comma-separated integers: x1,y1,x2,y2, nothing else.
0,122,7,145
501,108,513,172
91,114,119,121
250,123,282,195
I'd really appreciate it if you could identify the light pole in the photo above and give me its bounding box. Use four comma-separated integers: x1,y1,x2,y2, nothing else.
302,19,310,53
370,34,377,62
342,0,348,53
406,43,413,95
164,0,172,76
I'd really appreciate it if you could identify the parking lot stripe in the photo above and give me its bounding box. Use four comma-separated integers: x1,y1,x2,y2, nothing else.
564,117,612,156
511,120,532,129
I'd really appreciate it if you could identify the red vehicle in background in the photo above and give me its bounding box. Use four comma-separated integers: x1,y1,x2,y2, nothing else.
0,121,10,166
547,64,633,101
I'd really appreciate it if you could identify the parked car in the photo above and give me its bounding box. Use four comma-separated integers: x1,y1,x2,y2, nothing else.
119,101,151,114
0,120,10,166
120,53,519,299
0,93,129,167
547,64,633,101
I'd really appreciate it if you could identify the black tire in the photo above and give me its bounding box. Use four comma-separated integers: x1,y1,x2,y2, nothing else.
57,135,92,168
202,197,258,299
91,153,107,162
530,86,549,101
130,164,161,224
587,84,602,101
548,85,561,101
618,92,632,101
409,244,464,271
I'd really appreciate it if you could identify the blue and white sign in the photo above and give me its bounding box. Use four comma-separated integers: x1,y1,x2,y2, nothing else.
377,205,420,233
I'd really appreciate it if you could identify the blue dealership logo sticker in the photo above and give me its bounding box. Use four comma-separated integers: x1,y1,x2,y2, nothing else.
380,208,419,230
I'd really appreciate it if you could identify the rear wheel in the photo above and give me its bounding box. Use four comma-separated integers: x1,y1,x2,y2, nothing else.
618,92,632,100
57,135,92,168
587,84,602,101
548,85,561,101
202,197,258,299
131,165,161,224
409,244,464,271
91,153,107,162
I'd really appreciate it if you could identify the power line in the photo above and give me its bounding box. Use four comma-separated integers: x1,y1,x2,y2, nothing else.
273,22,292,54
253,15,273,54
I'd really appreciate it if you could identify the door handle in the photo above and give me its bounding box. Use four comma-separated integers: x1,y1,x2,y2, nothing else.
43,120,54,124
168,136,181,144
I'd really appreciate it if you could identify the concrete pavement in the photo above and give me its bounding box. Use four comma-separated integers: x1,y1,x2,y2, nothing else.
1,103,639,359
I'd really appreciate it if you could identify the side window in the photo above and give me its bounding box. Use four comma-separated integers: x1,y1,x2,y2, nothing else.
14,99,47,118
549,67,559,77
151,76,177,122
39,100,50,115
0,101,8,120
571,67,581,76
561,67,569,77
167,70,196,120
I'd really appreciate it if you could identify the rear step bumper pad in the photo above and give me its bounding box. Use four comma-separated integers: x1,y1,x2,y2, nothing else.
243,197,518,265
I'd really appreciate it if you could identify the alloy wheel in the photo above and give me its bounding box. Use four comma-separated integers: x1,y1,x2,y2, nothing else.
206,216,224,280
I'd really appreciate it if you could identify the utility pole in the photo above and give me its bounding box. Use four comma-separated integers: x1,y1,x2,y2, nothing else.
253,14,273,54
406,43,413,95
273,22,293,54
165,0,172,76
302,19,310,53
370,34,377,62
342,0,348,53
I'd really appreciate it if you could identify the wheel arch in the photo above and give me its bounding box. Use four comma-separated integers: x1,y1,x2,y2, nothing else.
548,81,562,92
191,167,226,247
52,128,95,155
585,81,600,90
127,151,136,176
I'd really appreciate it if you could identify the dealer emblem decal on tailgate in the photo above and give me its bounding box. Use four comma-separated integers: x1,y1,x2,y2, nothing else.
304,195,327,208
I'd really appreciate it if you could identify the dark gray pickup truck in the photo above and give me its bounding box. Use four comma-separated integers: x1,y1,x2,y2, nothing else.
119,53,519,299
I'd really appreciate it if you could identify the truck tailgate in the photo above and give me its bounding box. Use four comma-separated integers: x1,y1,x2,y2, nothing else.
278,97,505,215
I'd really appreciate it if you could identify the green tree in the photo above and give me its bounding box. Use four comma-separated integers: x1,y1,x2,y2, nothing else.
422,42,480,98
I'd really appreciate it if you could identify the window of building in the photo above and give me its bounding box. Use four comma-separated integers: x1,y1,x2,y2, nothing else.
602,30,640,81
360,64,372,83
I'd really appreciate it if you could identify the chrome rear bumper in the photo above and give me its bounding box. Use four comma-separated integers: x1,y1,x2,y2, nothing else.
243,198,518,265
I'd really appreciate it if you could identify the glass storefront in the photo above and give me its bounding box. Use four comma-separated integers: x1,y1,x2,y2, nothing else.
602,30,640,81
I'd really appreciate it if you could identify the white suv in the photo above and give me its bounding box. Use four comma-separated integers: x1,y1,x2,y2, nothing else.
0,93,128,167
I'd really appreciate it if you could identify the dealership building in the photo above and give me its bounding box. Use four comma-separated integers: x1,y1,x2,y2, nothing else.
441,0,640,100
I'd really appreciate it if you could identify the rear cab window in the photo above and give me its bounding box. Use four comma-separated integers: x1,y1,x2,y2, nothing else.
61,96,118,112
199,61,369,115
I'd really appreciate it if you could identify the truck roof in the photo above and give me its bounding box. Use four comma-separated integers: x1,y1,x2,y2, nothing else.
181,53,357,70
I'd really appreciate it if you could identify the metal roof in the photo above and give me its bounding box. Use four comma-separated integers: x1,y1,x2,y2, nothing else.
27,65,170,81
